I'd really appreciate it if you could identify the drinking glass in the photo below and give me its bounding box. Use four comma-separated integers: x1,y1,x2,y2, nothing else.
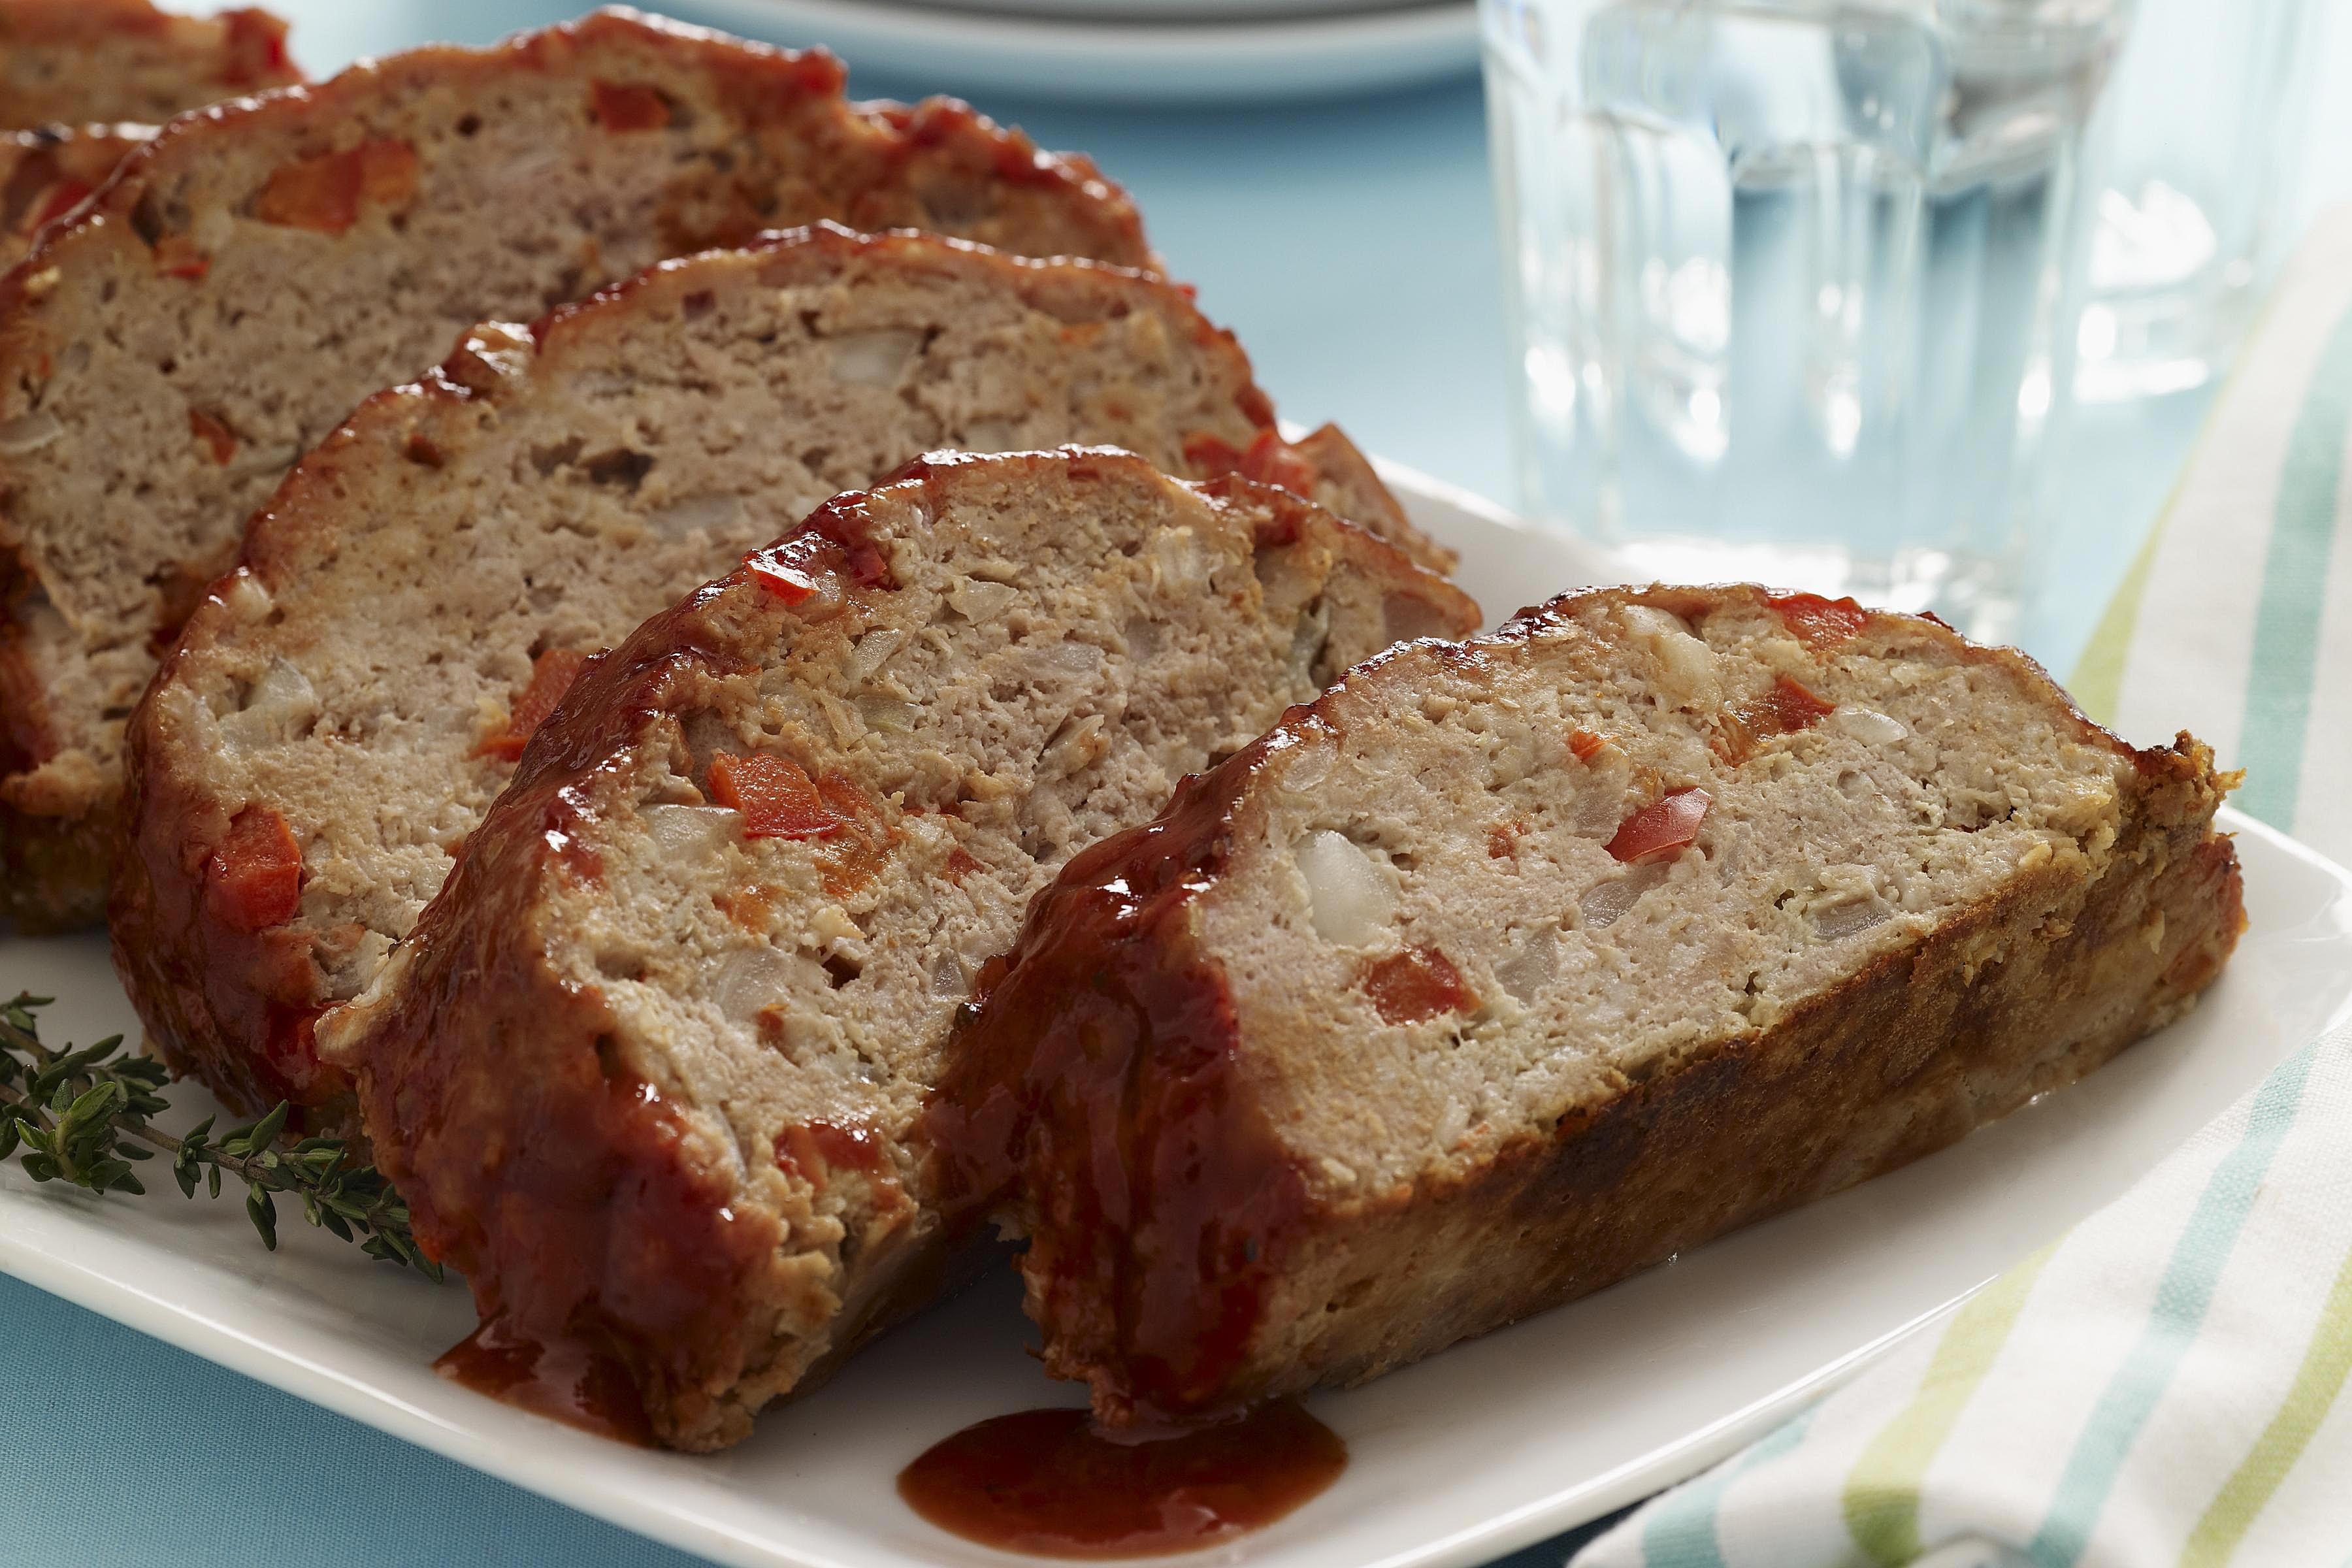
2074,0,2327,400
1481,0,2136,640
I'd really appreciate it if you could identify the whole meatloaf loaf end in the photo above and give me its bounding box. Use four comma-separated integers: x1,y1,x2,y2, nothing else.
0,5,1151,930
325,448,1479,1451
927,584,2246,1426
0,1,299,128
114,221,1429,1133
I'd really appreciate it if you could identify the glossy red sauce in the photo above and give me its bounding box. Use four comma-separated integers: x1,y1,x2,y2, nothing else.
435,1317,653,1447
898,1401,1345,1558
1181,429,1322,502
924,751,1315,1426
775,1118,889,1190
746,487,900,605
800,491,898,589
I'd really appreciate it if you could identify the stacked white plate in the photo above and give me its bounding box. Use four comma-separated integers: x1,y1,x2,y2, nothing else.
672,0,1480,105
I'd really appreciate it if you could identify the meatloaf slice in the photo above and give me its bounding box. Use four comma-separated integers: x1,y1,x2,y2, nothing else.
0,1,299,128
112,223,1426,1134
0,6,1151,931
928,584,2246,1428
0,123,151,262
323,448,1479,1451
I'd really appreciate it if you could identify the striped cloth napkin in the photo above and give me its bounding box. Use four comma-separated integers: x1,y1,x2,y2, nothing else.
1572,210,2352,1568
1572,1025,2352,1568
2072,204,2352,872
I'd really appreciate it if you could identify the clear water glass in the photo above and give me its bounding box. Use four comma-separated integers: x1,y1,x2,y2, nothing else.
1481,0,2135,640
2075,0,2327,401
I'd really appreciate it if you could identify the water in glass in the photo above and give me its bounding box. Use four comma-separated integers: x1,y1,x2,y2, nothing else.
1483,0,2132,639
2077,0,2324,400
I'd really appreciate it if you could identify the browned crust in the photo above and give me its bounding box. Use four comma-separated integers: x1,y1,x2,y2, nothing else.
1286,422,1455,575
932,584,2248,1425
0,122,151,261
344,509,849,1450
341,448,1471,1449
0,8,1148,318
107,610,346,1117
346,635,792,1451
0,5,1159,927
924,750,1316,1424
110,221,1431,1129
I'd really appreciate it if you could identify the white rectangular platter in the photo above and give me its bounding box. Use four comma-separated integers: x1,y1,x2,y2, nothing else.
7,467,2350,1568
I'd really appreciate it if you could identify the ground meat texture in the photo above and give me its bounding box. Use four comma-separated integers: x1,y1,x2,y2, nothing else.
0,6,1154,932
323,448,1478,1452
0,1,300,129
112,222,1428,1134
927,584,2246,1428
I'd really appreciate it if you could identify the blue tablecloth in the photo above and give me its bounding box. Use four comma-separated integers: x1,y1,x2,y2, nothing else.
4,1,2318,1563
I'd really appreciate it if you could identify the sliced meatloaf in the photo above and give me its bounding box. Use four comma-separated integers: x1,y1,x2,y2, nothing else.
114,221,1427,1130
322,448,1480,1451
0,1,299,128
0,6,1151,931
0,123,150,262
927,585,2247,1427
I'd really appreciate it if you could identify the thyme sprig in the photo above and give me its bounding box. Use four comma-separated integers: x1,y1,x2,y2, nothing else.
0,992,438,1279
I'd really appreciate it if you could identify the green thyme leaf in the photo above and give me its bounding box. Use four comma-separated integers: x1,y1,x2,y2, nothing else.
0,994,438,1281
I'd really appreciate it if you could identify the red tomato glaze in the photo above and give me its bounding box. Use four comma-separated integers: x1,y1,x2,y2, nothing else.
898,1400,1345,1558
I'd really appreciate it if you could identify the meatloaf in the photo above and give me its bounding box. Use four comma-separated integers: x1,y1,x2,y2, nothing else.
926,585,2246,1427
0,6,1150,931
0,123,150,262
323,448,1479,1450
0,1,299,127
114,220,1428,1132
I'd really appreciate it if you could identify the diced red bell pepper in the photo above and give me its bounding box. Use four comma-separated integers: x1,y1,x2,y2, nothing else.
591,80,672,132
474,647,590,762
1569,728,1608,762
253,138,418,235
1718,676,1835,763
1606,787,1711,864
357,139,419,206
1761,674,1835,732
1362,945,1473,1025
205,805,302,933
708,751,842,840
1767,593,1869,651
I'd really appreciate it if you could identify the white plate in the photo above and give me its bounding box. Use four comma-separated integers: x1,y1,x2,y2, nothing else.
7,468,2352,1568
882,1,1440,20
665,0,1478,105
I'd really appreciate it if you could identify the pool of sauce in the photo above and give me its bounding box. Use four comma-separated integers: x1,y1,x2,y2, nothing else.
434,1318,653,1448
897,1400,1345,1559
